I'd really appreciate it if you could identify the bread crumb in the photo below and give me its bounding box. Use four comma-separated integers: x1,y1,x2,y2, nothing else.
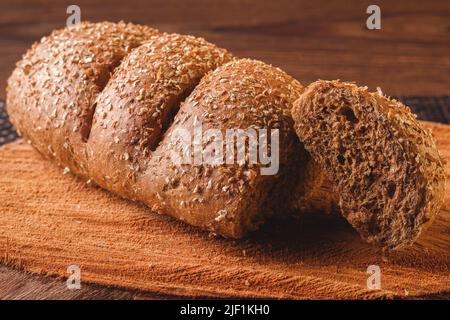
215,209,228,222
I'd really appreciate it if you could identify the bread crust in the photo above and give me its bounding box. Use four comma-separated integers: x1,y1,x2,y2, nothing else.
293,80,446,249
7,22,311,238
7,21,160,177
137,59,304,237
86,33,233,199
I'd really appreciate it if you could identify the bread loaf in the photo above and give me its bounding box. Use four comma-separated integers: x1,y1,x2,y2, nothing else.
292,80,446,249
7,21,320,238
7,22,445,247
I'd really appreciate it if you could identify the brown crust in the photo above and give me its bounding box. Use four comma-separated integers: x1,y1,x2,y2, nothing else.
86,33,233,199
292,80,446,249
6,22,310,238
6,21,160,177
137,58,304,237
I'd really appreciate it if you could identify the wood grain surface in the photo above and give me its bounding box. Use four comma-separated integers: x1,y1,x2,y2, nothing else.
0,0,449,300
0,121,448,300
0,0,449,100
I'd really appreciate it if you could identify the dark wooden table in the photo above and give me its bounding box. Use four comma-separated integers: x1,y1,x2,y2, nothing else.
0,0,449,299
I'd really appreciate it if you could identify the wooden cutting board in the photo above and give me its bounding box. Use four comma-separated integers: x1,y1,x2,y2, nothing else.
0,121,449,299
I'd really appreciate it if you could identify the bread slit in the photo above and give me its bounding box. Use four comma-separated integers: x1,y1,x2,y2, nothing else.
85,33,234,200
83,58,128,142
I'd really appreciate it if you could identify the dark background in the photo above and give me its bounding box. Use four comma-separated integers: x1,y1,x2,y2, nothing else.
0,0,449,100
0,0,449,299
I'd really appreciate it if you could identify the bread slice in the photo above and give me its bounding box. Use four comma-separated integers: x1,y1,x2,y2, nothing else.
292,80,446,249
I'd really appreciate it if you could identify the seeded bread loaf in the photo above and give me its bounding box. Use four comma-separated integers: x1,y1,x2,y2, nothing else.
292,80,446,249
7,21,322,238
8,22,444,246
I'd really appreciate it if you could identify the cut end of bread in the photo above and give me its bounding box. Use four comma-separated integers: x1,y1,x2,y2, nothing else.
292,80,446,249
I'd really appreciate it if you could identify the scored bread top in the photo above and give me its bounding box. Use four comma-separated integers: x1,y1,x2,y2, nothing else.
138,58,305,237
293,80,446,249
7,21,310,238
86,33,233,198
6,21,160,177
